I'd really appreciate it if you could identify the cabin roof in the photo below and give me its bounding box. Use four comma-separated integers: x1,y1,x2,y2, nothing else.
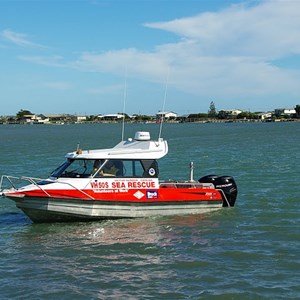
65,134,168,160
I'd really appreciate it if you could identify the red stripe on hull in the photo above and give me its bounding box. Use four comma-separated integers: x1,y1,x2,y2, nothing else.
11,187,223,203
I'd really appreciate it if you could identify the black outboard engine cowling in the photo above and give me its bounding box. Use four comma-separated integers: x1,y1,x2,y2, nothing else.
198,175,238,207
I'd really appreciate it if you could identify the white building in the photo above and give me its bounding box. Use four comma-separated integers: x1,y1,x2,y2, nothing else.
156,111,178,119
23,114,49,124
223,109,243,116
257,112,272,120
97,114,125,121
218,109,243,118
76,115,87,122
283,108,296,115
274,108,296,117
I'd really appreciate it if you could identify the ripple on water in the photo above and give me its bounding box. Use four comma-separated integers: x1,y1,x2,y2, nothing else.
0,123,299,299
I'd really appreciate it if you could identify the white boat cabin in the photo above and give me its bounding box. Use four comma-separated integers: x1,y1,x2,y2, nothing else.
50,131,168,180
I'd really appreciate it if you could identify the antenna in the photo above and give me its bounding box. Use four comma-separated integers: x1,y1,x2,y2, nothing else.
158,68,170,140
121,67,127,141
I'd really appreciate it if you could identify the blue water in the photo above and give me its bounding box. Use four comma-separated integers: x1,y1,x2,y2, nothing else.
0,122,299,299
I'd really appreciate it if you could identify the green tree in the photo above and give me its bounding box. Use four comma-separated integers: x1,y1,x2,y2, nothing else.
133,114,152,122
236,111,258,119
208,101,217,118
16,109,33,119
295,105,300,118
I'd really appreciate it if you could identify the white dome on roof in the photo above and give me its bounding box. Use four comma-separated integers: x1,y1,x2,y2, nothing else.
134,131,150,141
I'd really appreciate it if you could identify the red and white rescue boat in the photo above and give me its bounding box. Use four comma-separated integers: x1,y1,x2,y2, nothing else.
0,131,237,223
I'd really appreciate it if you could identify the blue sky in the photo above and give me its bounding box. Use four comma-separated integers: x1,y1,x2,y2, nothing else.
1,0,300,116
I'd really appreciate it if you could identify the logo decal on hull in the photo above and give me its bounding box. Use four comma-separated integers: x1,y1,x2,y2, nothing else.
149,168,156,176
147,191,158,199
134,191,144,199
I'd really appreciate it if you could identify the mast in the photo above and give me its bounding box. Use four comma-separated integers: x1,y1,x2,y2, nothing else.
121,68,127,141
158,68,170,140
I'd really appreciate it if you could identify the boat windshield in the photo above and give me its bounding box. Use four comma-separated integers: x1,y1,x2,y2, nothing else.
50,159,159,179
50,159,73,178
51,159,97,178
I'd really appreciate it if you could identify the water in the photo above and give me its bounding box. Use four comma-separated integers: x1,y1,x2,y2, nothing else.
0,122,299,299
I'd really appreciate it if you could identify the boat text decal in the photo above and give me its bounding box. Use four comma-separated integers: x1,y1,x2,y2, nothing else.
90,178,158,193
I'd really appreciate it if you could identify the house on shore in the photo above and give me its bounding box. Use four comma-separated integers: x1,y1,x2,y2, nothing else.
21,114,49,124
218,109,243,119
97,114,125,122
156,111,178,121
256,112,273,120
274,108,296,118
76,115,87,123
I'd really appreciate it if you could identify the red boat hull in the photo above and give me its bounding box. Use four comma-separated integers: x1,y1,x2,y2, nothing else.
4,185,224,223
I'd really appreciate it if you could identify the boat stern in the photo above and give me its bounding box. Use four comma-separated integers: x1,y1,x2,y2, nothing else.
198,175,238,207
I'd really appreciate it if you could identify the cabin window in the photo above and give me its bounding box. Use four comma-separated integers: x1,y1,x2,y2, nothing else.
51,158,159,179
94,160,124,177
93,159,158,178
52,159,96,178
123,160,144,177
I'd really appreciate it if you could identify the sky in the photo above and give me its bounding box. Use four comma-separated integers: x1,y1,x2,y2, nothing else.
1,0,300,116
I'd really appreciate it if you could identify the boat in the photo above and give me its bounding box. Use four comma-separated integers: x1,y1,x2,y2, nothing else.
0,131,237,223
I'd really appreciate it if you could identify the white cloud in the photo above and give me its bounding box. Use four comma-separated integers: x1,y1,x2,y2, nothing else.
67,0,300,102
72,49,169,83
144,0,300,58
18,55,64,67
14,0,300,110
1,29,46,48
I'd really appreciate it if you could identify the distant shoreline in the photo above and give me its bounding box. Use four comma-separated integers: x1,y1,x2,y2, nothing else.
1,118,299,125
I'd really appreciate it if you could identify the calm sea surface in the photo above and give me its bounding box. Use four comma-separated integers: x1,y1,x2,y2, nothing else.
0,122,299,299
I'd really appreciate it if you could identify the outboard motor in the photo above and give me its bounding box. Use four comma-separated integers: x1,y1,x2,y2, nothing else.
199,175,238,207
